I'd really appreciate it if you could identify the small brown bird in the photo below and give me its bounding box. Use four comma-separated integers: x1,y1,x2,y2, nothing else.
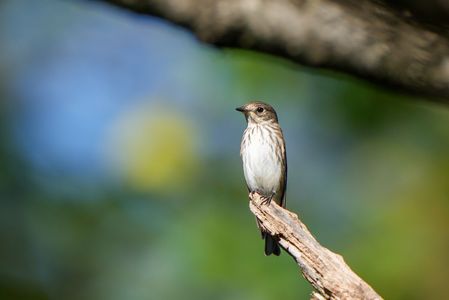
236,101,287,256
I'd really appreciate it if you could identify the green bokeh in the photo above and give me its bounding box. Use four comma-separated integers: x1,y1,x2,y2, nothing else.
0,1,448,300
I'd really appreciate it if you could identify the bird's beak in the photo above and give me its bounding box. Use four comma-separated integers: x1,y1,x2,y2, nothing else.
235,106,246,112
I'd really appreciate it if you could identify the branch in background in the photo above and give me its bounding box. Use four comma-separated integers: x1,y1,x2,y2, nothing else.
249,192,382,300
105,0,449,103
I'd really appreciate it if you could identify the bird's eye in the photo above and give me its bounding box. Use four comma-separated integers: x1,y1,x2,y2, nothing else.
256,107,264,113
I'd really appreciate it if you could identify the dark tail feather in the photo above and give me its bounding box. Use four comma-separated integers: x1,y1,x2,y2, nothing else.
264,234,281,256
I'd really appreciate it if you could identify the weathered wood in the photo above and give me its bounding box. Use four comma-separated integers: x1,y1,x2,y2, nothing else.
249,192,382,300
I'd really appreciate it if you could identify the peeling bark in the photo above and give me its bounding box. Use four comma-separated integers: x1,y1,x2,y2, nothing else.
249,192,382,300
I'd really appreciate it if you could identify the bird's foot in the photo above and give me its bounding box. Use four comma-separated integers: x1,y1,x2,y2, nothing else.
260,194,274,206
249,191,256,200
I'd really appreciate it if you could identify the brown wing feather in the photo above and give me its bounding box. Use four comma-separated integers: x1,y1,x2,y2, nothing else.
277,129,287,208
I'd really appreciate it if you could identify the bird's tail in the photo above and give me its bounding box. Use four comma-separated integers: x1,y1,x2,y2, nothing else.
264,233,281,256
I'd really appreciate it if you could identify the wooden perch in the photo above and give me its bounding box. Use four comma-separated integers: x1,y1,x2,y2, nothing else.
249,192,382,300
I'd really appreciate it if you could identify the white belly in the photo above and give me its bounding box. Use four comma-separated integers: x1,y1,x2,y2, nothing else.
242,133,282,194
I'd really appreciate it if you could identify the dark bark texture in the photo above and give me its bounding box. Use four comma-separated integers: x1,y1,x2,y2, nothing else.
105,0,449,103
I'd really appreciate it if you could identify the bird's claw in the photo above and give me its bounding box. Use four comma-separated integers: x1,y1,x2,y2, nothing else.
249,191,256,200
260,194,274,206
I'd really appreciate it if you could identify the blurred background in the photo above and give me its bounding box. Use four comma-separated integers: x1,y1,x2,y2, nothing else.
1,0,448,299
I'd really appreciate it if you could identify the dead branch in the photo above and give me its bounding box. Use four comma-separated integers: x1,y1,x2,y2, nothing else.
249,192,382,300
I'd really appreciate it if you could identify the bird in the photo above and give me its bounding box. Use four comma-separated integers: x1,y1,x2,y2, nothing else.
236,101,287,256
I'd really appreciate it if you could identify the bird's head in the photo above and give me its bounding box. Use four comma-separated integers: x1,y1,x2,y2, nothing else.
236,101,278,124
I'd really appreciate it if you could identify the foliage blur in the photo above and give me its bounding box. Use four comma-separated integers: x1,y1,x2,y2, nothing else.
0,1,448,299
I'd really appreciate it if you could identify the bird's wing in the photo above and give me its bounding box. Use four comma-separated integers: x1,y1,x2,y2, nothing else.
279,133,287,208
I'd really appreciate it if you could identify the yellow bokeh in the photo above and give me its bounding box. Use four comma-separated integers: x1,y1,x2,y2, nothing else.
106,103,198,193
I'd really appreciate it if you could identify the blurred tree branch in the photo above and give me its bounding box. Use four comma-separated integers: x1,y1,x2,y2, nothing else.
249,192,382,300
105,0,449,103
